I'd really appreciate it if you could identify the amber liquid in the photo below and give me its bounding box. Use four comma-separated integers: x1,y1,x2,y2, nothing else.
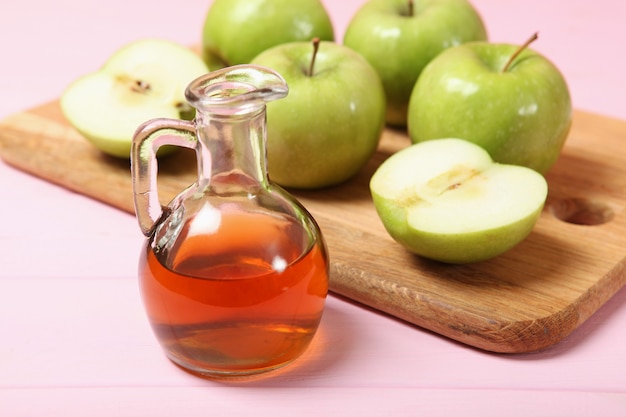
139,208,328,377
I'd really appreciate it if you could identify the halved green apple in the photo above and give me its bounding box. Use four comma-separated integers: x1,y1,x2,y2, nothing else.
60,39,208,158
370,138,548,264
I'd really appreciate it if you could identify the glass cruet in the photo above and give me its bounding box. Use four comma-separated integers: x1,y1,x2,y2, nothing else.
130,65,329,378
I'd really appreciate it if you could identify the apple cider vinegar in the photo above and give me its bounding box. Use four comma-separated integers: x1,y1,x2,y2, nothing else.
131,65,329,378
139,209,328,377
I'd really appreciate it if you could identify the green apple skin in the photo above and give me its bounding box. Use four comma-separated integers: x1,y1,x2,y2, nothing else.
343,0,487,127
60,39,208,158
251,41,386,189
370,138,548,264
407,41,572,174
202,0,334,71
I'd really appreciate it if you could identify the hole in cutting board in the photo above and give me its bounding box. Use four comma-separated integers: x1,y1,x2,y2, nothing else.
549,197,614,225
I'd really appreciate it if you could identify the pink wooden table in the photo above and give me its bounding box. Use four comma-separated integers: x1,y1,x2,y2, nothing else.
1,1,625,415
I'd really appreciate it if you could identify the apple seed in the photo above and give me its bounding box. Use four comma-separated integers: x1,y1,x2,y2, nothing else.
423,165,483,199
115,74,152,95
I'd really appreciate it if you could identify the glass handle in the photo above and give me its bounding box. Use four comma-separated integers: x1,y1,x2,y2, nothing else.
131,118,200,236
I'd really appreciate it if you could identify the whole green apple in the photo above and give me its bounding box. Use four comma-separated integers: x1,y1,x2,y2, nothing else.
202,0,334,71
60,39,208,158
344,0,487,126
370,138,548,264
407,34,572,174
251,40,386,189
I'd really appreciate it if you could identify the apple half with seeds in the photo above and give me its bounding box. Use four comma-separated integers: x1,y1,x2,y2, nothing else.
60,39,208,158
370,138,548,264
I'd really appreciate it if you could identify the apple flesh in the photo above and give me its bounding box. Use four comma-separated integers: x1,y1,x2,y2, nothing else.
407,39,572,174
251,40,386,189
202,0,334,71
60,39,208,158
344,0,487,126
370,138,548,264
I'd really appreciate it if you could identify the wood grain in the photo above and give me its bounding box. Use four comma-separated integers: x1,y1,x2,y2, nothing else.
1,101,625,353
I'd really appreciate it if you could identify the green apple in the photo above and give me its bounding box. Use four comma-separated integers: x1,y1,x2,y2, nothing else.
407,34,572,174
60,39,208,158
251,39,386,189
202,0,334,71
370,138,548,264
344,0,487,126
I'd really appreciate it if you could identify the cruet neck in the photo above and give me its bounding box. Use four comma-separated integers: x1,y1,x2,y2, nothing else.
186,65,289,190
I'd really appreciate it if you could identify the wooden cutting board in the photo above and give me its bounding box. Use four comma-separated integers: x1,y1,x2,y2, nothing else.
1,101,625,353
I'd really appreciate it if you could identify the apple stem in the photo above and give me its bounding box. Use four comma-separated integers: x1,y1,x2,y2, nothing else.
407,0,414,17
308,38,321,77
501,32,539,73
